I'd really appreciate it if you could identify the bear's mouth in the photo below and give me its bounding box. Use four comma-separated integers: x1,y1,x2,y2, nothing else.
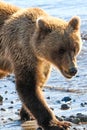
61,70,74,79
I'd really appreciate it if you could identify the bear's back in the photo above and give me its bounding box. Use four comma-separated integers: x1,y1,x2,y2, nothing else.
1,8,48,47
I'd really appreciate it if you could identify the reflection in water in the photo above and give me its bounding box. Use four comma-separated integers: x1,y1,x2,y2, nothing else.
22,120,38,130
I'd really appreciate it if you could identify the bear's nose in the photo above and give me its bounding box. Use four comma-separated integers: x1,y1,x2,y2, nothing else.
69,67,77,76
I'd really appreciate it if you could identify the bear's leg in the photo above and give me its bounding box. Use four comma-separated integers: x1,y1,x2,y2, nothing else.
15,68,70,130
20,105,30,121
20,105,35,121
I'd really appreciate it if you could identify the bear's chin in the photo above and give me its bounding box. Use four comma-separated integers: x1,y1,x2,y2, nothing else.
61,70,74,79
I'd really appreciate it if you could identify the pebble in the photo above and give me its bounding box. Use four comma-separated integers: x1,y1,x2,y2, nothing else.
5,98,8,100
0,95,3,103
80,102,87,107
1,118,4,120
4,85,7,87
50,107,54,111
12,79,15,83
8,106,13,109
46,96,50,99
8,118,13,121
11,101,14,104
56,100,61,104
0,108,6,111
62,113,87,124
61,96,72,102
76,113,87,122
61,104,70,110
15,112,20,115
3,121,7,123
5,91,8,94
65,117,80,124
84,102,87,105
56,116,64,121
72,118,81,124
80,103,85,107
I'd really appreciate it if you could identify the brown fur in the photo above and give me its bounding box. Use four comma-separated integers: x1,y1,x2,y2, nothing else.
0,1,20,77
0,2,82,130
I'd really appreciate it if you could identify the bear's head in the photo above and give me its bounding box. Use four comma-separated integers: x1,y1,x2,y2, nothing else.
33,16,82,79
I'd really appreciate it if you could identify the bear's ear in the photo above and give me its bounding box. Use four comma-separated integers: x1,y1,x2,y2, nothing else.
68,16,81,30
36,17,51,32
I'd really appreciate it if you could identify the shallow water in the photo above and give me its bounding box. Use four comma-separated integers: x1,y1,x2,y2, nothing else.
0,0,87,130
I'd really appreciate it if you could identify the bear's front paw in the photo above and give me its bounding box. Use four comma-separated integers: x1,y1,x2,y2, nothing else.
44,120,71,130
56,120,71,129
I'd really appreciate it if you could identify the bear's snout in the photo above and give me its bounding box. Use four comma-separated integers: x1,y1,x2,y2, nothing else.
69,67,77,76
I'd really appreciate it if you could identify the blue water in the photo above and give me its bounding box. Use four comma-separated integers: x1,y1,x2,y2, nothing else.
6,0,87,19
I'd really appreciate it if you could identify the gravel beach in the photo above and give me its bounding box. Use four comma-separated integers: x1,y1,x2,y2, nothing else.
0,75,87,130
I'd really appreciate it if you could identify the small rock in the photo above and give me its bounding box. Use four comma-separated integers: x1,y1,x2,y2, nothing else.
11,91,16,94
61,115,66,119
61,104,70,110
65,116,80,124
15,112,20,115
0,95,3,103
8,118,13,121
80,103,85,107
4,85,7,87
3,121,7,123
76,113,87,122
1,118,4,120
65,117,72,122
12,79,15,83
71,118,80,124
61,96,71,102
11,101,14,104
0,108,6,111
5,98,8,100
5,91,8,94
69,115,75,118
73,128,77,130
17,109,20,111
73,99,76,102
8,106,13,109
50,107,54,111
76,113,83,116
56,116,64,121
84,102,87,105
76,75,80,78
56,100,61,104
46,96,50,99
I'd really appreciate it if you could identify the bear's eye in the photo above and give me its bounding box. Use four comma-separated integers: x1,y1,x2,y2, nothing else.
58,48,66,55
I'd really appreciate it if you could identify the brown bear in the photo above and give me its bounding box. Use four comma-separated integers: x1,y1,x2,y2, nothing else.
0,1,82,130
